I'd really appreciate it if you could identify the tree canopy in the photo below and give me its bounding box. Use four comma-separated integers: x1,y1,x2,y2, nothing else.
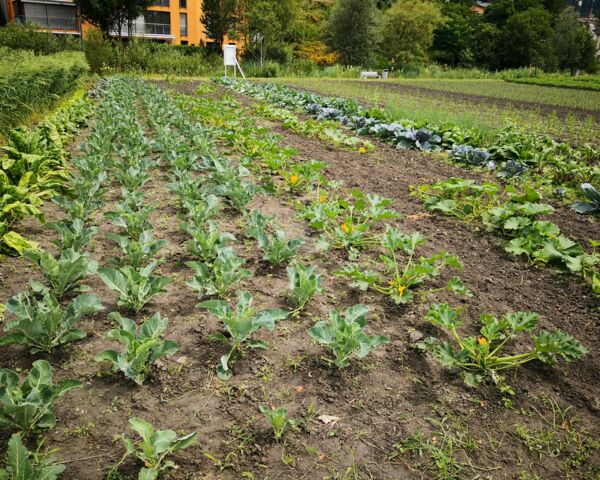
324,0,377,66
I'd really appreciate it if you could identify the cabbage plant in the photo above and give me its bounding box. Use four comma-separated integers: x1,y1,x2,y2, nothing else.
198,291,288,380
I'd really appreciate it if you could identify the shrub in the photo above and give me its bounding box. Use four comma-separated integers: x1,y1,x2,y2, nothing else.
0,23,80,54
83,29,116,74
0,50,89,132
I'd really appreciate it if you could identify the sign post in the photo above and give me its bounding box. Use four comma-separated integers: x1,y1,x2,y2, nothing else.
224,44,245,79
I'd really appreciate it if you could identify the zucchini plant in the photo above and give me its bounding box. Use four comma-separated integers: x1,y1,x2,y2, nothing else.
259,405,297,441
198,291,288,380
338,226,471,304
96,312,178,385
281,160,326,193
308,304,389,368
186,247,251,300
287,264,323,311
300,189,399,254
0,434,65,480
418,304,588,398
24,248,98,298
0,285,103,353
0,360,81,433
121,417,197,480
99,262,172,313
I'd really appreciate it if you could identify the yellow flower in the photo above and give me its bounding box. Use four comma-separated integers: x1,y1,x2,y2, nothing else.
289,174,300,185
388,279,395,286
397,285,406,296
341,223,350,234
358,146,367,154
477,336,488,346
319,194,326,204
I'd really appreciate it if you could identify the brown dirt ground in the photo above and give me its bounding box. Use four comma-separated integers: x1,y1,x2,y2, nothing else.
0,81,598,480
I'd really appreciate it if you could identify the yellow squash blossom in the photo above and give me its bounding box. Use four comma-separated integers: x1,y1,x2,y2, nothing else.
358,146,367,154
477,336,488,346
397,285,406,296
319,194,326,203
289,174,300,185
341,223,350,234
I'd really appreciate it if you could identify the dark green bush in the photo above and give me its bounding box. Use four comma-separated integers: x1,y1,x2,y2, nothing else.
0,23,80,54
83,33,219,76
0,49,89,132
84,29,117,74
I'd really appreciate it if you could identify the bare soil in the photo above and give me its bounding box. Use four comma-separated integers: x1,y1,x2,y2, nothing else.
0,81,598,480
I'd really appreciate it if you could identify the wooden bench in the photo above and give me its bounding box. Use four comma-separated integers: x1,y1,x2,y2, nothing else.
360,71,380,79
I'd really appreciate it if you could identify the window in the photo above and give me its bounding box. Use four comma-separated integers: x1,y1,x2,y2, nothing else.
180,13,187,36
180,0,187,8
153,0,170,7
144,10,171,35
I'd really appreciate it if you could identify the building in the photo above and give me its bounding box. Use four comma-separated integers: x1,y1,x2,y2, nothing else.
4,0,211,46
6,0,79,34
471,2,491,15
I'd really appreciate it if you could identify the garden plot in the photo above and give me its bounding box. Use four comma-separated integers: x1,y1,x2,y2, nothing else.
0,77,598,480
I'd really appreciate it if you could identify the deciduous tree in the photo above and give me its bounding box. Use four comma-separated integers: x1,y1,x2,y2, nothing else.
201,0,239,50
553,7,598,73
324,0,376,66
377,0,445,66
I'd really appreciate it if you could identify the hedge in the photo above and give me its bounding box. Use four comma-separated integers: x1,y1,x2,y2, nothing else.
0,49,89,133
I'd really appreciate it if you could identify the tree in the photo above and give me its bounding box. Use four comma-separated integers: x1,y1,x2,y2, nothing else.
473,21,502,70
432,3,477,67
324,0,377,66
553,7,598,73
485,0,545,26
500,7,556,69
76,0,123,35
124,0,155,39
376,0,445,66
202,0,240,50
244,0,300,65
76,0,153,37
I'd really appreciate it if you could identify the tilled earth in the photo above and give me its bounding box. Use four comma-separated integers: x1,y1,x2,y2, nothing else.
0,80,598,480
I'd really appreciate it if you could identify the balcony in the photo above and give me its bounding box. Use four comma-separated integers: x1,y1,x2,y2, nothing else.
110,22,173,39
14,15,79,31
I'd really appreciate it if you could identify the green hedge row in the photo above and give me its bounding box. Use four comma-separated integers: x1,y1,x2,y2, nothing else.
0,49,89,133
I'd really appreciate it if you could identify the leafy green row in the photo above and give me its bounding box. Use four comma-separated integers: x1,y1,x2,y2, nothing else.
0,91,94,255
413,178,599,295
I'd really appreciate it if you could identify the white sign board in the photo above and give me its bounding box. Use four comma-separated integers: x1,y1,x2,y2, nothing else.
224,45,237,66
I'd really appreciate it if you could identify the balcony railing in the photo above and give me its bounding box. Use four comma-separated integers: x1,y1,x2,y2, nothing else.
15,15,79,31
111,22,173,38
145,23,171,36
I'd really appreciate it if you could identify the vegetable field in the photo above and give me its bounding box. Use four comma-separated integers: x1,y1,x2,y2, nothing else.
274,78,600,148
0,76,599,480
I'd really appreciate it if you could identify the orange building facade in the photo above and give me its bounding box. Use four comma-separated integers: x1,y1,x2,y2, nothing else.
4,0,212,46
